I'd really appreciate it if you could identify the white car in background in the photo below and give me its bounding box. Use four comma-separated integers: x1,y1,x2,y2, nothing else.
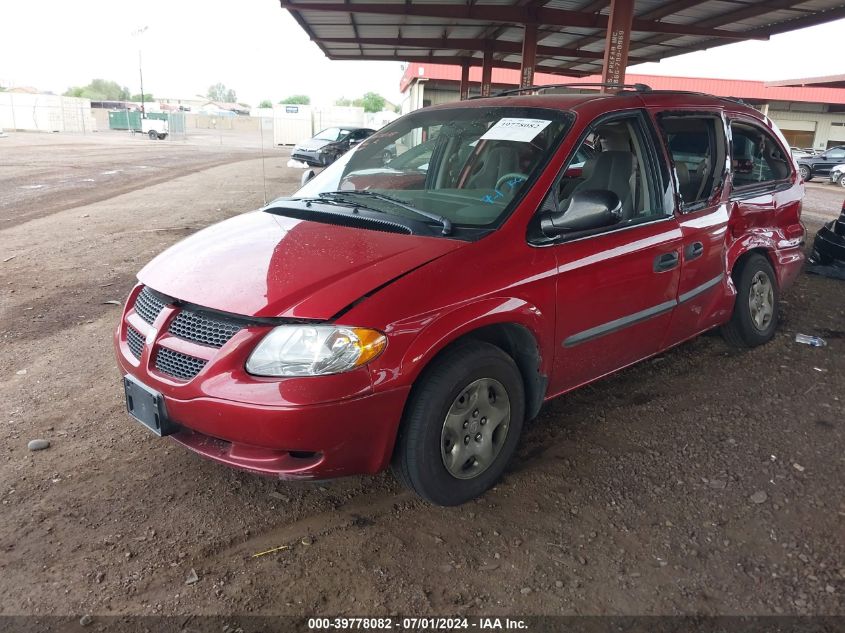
829,163,845,187
791,147,815,160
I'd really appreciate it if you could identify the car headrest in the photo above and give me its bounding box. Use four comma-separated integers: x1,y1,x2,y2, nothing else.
675,161,690,188
581,157,598,180
599,127,630,152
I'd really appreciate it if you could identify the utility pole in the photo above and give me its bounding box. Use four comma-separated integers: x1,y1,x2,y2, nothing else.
138,49,145,117
132,26,149,117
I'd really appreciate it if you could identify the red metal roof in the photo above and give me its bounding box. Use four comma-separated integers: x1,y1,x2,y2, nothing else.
766,74,845,89
401,63,845,106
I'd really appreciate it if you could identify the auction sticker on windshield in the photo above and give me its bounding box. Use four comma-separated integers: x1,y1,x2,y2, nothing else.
480,118,552,142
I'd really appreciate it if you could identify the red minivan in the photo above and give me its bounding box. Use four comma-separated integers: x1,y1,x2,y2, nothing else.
115,88,805,505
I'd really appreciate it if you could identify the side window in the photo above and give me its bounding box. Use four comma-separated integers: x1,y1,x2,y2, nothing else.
656,115,726,211
730,121,791,188
828,148,845,160
553,115,662,225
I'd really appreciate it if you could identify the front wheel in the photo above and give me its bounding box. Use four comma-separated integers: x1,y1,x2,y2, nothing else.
392,341,525,506
721,253,779,348
838,174,845,188
799,165,812,181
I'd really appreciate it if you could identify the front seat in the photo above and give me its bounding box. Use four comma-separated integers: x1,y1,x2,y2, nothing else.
571,151,636,220
466,142,520,189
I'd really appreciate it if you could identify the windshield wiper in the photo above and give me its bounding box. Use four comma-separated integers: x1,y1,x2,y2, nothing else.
287,195,385,216
319,191,452,236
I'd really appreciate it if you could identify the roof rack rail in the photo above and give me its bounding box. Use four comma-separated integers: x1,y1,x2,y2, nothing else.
493,82,652,97
721,95,751,106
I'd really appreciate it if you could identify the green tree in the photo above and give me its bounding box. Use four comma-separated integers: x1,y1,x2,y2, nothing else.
259,99,273,108
130,93,154,102
279,95,310,105
63,79,129,100
207,82,237,103
334,97,352,106
355,92,386,113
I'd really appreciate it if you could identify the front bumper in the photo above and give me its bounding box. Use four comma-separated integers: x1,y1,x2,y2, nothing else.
159,386,409,479
291,149,330,166
114,284,410,479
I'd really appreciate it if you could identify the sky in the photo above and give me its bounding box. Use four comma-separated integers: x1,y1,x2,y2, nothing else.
2,0,845,106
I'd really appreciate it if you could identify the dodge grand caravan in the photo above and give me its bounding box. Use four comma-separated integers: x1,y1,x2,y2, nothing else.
115,87,805,506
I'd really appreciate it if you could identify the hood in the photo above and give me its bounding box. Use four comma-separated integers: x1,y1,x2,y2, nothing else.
138,210,465,320
295,138,335,151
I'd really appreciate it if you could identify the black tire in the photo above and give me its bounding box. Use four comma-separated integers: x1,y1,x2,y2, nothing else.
158,133,167,140
148,130,158,140
721,253,779,348
392,341,525,506
838,174,845,188
799,165,812,182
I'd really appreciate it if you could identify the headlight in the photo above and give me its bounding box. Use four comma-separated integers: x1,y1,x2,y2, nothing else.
246,325,386,377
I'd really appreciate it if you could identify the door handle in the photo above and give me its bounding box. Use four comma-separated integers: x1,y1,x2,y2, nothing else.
685,241,704,260
654,251,680,272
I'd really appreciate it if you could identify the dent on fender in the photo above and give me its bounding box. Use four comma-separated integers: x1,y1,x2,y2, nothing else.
401,297,546,368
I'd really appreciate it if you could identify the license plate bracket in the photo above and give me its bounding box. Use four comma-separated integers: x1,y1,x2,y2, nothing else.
123,375,177,436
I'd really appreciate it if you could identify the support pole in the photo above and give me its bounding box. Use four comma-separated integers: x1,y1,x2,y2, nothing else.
138,48,146,117
481,48,493,98
601,0,634,88
459,62,470,101
520,24,538,89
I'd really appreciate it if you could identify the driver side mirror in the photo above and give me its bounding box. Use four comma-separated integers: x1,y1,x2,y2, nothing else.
540,189,622,237
301,169,316,187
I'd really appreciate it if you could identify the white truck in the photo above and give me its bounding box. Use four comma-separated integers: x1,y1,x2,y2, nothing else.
141,118,168,140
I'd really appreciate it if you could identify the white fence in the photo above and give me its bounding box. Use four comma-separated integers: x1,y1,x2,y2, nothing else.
273,104,315,145
272,104,399,145
0,93,97,133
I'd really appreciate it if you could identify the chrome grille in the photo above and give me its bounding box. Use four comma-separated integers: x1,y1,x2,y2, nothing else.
126,326,144,360
154,348,206,381
169,310,243,348
134,287,166,325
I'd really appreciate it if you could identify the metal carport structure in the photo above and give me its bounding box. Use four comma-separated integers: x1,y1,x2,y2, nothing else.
279,0,845,98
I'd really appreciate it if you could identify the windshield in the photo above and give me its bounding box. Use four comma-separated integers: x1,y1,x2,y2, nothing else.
294,107,571,230
313,127,349,142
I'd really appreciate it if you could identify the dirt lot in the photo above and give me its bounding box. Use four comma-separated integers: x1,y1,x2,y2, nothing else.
0,132,843,618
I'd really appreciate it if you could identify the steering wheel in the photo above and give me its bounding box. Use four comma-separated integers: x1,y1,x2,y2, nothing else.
495,172,529,193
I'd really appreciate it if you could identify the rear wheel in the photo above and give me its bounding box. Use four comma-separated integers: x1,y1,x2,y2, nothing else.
148,130,158,140
392,341,525,506
799,165,812,181
721,253,779,348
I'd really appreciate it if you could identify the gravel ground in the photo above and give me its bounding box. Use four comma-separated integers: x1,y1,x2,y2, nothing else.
0,132,842,617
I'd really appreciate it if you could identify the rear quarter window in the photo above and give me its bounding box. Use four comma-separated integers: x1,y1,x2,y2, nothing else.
730,120,792,189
